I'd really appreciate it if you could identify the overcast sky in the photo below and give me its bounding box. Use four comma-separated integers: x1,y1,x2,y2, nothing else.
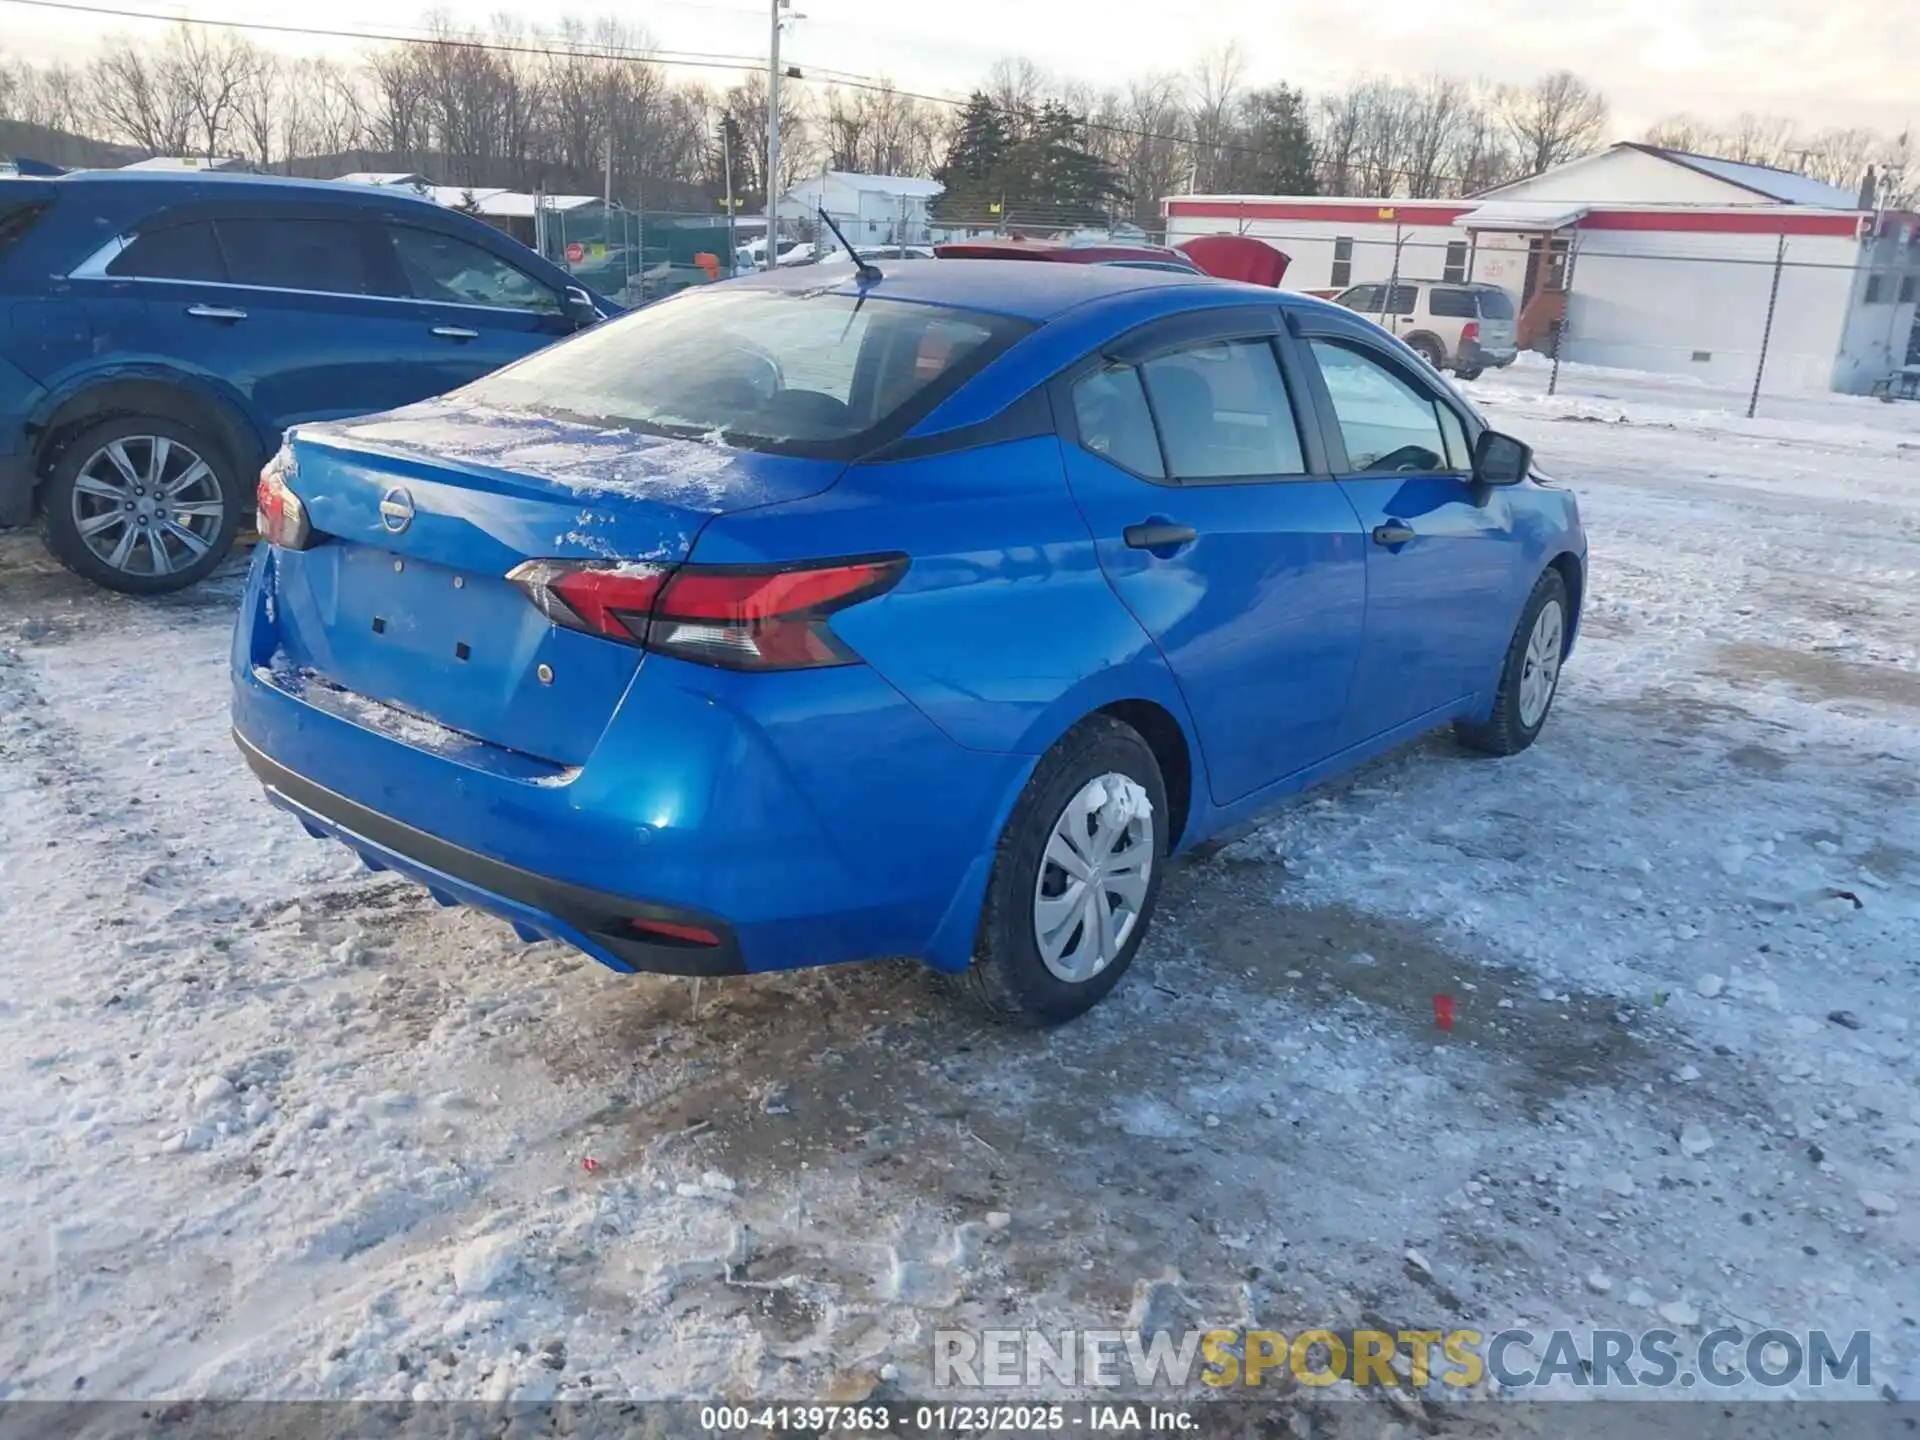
5,0,1912,139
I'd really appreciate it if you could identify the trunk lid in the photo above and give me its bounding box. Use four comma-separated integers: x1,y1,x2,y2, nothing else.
271,399,844,764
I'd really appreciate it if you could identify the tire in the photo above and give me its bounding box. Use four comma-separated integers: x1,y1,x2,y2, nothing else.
1408,335,1445,370
954,715,1169,1026
38,416,242,595
1456,568,1569,756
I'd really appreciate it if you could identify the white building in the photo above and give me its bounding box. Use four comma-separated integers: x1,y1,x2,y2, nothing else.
119,156,249,173
1166,143,1920,395
777,171,944,246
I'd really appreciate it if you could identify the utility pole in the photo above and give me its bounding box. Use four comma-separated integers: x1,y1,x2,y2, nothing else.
723,119,737,273
765,0,781,271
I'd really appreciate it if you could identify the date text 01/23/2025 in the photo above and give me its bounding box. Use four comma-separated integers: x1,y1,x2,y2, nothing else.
697,1403,1199,1431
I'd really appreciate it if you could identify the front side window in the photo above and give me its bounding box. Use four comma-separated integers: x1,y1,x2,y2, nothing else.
107,221,227,282
216,217,374,294
465,286,1030,458
1140,338,1306,480
1072,365,1164,479
389,226,561,313
1310,338,1459,474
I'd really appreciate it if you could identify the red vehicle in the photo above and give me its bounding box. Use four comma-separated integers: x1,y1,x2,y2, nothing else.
933,234,1290,287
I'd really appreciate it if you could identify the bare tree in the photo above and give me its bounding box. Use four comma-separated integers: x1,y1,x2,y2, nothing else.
1500,70,1609,176
87,36,194,154
166,25,269,160
1401,75,1466,197
1187,41,1246,191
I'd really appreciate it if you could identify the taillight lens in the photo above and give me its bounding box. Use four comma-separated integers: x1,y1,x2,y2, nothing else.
256,457,311,550
1460,320,1480,344
507,555,907,671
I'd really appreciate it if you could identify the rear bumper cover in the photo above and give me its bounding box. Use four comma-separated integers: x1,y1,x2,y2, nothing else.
236,729,747,976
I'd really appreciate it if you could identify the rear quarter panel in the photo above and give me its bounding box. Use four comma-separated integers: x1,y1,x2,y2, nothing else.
688,433,1197,763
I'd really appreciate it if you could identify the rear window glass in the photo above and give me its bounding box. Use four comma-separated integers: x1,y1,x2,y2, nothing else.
109,221,227,282
1475,289,1515,319
1427,288,1477,319
1072,365,1164,478
465,287,1032,459
216,217,374,294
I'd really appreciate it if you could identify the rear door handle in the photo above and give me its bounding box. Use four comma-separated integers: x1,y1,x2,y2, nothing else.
432,326,480,341
186,304,247,321
1124,522,1197,550
1372,522,1416,547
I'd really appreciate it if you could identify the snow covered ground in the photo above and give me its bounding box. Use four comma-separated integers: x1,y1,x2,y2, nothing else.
1,361,1916,1421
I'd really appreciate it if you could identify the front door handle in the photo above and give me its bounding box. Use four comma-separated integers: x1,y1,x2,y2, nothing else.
186,304,247,321
432,326,480,341
1372,521,1416,547
1124,521,1197,550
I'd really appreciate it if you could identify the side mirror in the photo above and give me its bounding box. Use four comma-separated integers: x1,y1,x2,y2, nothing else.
1472,429,1532,486
564,285,602,330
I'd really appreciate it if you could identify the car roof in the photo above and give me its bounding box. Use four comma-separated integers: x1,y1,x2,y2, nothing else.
734,257,1265,322
48,168,441,210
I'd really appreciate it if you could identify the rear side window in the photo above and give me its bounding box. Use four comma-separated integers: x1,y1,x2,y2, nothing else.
108,221,227,282
387,226,560,313
465,287,1031,460
1072,365,1164,479
1476,289,1516,319
0,201,49,262
1427,288,1477,319
215,217,374,294
1141,339,1306,479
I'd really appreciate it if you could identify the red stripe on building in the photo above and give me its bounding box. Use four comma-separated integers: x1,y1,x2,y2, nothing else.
1576,210,1862,237
1164,200,1472,224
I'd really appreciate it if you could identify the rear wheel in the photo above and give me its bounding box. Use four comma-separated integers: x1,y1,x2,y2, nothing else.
1408,335,1445,370
38,416,242,595
955,715,1168,1026
1457,568,1568,756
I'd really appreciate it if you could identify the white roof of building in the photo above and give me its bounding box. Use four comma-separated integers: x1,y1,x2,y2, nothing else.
422,186,509,210
121,156,247,172
1629,145,1858,208
473,192,602,217
1455,200,1591,231
814,171,944,198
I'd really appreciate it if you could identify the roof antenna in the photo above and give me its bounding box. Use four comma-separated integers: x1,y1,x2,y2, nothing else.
817,205,880,285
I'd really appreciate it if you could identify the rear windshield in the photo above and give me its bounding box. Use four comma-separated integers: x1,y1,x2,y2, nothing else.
467,286,1032,459
1475,290,1516,319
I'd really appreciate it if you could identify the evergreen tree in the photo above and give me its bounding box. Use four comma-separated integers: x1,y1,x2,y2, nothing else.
1220,84,1318,196
933,91,1012,223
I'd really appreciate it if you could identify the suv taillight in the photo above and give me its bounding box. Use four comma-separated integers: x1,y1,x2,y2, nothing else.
508,555,907,671
1460,320,1480,344
256,456,311,550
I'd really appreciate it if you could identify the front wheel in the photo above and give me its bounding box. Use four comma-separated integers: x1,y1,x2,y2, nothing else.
955,715,1168,1026
38,416,242,595
1457,568,1568,756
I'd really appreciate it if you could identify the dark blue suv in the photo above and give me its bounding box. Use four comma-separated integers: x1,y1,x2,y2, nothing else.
0,171,612,593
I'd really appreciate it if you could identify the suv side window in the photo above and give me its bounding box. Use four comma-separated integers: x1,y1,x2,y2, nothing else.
1139,338,1307,480
215,216,376,294
1385,284,1418,315
1071,364,1165,480
1309,337,1462,474
1339,284,1379,311
387,226,562,313
1427,287,1477,319
107,221,227,282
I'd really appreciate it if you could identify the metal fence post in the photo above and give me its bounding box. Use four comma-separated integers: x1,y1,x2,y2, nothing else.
1547,232,1581,398
1748,235,1787,419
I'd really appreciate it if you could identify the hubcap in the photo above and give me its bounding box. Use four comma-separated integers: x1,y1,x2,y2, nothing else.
1033,772,1155,984
70,436,223,578
1518,598,1565,728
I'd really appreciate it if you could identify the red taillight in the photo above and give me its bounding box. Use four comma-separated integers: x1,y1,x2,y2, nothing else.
507,555,906,671
1461,321,1480,344
627,916,721,946
256,457,311,550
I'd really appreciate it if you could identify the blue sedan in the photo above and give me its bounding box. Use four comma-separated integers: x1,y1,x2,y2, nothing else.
232,259,1585,1025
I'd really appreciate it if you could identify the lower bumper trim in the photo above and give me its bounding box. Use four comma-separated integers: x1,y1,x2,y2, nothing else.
234,728,746,977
